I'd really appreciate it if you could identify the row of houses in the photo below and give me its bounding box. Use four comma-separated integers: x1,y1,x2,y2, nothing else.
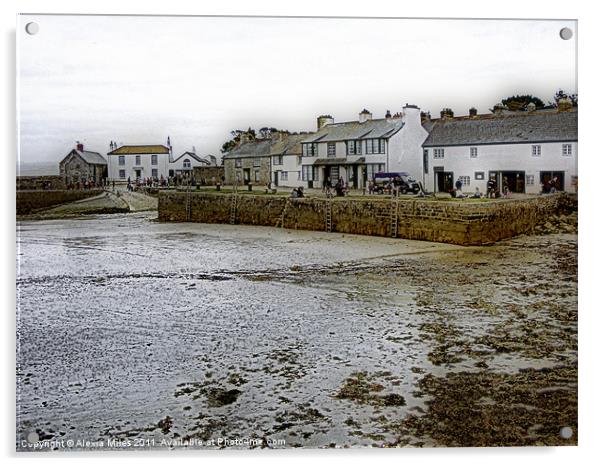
222,102,578,194
59,140,219,184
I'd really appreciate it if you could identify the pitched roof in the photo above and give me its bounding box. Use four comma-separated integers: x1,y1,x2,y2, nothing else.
108,145,170,155
423,111,578,147
170,151,210,164
301,118,404,143
61,149,107,165
269,133,310,156
222,139,272,159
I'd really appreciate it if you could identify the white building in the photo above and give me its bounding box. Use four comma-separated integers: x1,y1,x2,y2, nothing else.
169,151,212,177
269,132,310,188
298,105,429,189
421,108,578,194
107,143,171,182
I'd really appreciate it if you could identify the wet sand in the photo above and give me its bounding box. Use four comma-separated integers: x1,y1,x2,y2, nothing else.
16,212,577,449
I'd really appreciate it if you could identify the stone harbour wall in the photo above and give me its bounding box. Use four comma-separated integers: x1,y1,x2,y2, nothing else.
17,176,65,191
16,189,103,215
158,191,576,246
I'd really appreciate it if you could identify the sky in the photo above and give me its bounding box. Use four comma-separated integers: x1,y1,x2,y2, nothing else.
17,15,577,168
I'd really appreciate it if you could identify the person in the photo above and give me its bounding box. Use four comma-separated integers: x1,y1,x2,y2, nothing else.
550,176,558,193
291,188,299,198
486,177,496,198
296,186,304,198
502,177,509,197
472,187,483,198
455,177,463,192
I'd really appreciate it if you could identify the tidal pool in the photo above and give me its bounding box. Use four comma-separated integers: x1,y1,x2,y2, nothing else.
16,212,577,450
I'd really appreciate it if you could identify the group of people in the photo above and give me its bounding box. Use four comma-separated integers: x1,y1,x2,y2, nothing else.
322,177,350,197
542,176,560,194
66,178,107,190
290,186,305,198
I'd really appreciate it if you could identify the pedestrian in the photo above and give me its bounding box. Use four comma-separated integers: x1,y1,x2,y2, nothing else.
455,177,463,193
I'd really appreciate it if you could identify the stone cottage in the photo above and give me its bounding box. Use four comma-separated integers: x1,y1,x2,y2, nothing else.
59,143,107,185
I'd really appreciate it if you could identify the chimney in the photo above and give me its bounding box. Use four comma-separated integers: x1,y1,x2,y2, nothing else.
385,110,392,119
76,142,84,152
440,108,454,119
421,111,431,122
359,109,372,123
317,115,334,130
469,107,478,117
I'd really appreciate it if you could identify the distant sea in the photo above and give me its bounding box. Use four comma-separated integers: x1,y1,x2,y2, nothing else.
17,162,59,176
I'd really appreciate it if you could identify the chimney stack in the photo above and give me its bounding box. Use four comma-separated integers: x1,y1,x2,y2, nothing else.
359,109,373,123
469,107,478,117
440,108,454,119
76,142,84,152
317,115,334,130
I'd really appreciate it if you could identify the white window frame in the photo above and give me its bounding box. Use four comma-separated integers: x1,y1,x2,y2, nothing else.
151,154,158,165
135,155,141,165
253,157,261,167
183,159,191,169
562,144,573,156
470,147,478,158
526,175,535,185
302,143,317,157
280,171,288,181
235,158,242,168
151,168,158,178
119,169,126,179
532,145,541,157
433,148,445,159
118,155,125,166
458,176,470,187
327,142,336,156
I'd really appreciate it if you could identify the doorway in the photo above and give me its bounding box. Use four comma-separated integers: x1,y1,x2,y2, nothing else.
273,171,279,187
500,171,526,193
434,169,454,192
135,169,141,179
540,171,565,192
243,168,251,184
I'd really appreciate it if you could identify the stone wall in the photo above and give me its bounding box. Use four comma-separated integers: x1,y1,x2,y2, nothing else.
158,191,575,246
192,166,225,185
17,176,65,191
17,189,102,215
223,157,271,185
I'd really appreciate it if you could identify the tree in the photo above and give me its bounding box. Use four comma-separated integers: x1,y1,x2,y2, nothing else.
220,127,292,153
501,94,545,111
552,89,577,107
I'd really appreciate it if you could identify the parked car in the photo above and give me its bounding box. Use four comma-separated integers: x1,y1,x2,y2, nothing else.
373,172,420,194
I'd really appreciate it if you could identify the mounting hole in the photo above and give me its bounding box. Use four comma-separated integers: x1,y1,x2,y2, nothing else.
559,426,573,439
27,431,39,443
559,27,573,40
25,22,39,35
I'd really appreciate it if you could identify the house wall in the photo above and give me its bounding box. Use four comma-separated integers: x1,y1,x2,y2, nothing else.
423,141,578,194
59,153,107,183
223,157,271,185
170,157,207,174
272,154,302,187
107,153,169,181
158,191,575,246
388,108,429,182
192,166,225,185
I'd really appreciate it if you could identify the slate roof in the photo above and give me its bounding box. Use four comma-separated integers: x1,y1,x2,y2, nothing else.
61,149,107,166
223,133,313,159
108,145,170,155
301,118,404,143
170,151,210,164
422,111,578,147
222,139,273,159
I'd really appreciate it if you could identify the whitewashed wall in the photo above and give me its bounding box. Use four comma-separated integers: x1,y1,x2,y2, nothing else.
423,141,578,193
107,153,169,181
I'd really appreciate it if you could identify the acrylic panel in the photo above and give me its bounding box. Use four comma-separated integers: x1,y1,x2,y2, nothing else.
16,14,578,451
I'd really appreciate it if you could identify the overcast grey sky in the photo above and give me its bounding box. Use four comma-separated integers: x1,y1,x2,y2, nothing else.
17,15,576,166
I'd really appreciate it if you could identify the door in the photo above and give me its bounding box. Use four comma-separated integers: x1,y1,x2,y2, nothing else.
435,170,453,192
540,171,565,192
135,169,141,179
243,168,251,184
500,171,526,194
273,171,279,187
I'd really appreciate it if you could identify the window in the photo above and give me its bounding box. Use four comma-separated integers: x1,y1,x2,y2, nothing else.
458,176,470,187
562,144,573,156
235,158,242,168
253,157,261,167
302,143,317,157
475,171,485,180
302,165,313,181
183,158,191,169
346,140,362,155
470,147,478,158
366,139,386,154
532,145,541,156
254,170,260,182
273,155,283,166
151,169,158,178
118,155,125,166
151,154,158,165
280,171,288,181
526,175,535,185
423,149,429,174
366,164,386,181
135,155,141,165
119,169,126,179
327,142,336,156
434,148,445,159
330,166,340,180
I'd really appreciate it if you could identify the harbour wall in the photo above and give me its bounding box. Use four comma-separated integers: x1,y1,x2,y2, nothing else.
16,189,103,215
157,192,576,246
